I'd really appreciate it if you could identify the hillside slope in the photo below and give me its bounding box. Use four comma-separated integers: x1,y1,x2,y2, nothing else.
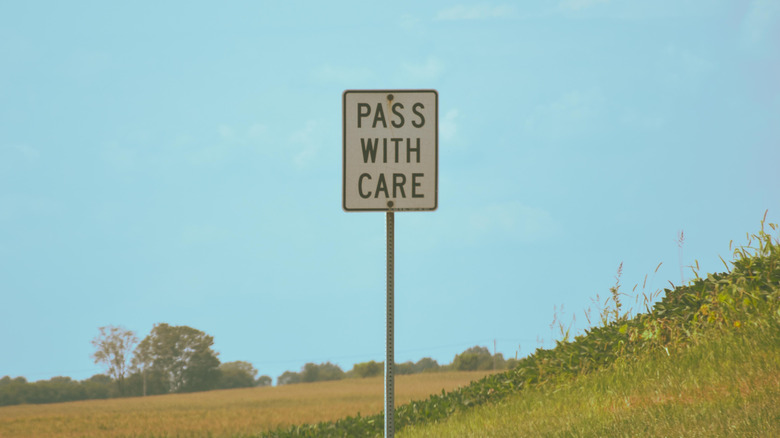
265,218,780,437
400,316,780,436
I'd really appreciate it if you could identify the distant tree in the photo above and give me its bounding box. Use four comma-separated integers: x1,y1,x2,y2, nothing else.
492,352,507,370
301,362,344,383
183,346,221,392
133,323,221,393
351,357,439,377
451,346,493,371
0,376,26,385
28,377,85,404
414,357,440,373
349,360,383,378
218,361,258,389
395,361,415,375
277,370,301,385
0,376,28,406
125,368,167,397
1,375,120,406
256,375,272,387
91,325,138,395
130,345,153,396
81,374,116,399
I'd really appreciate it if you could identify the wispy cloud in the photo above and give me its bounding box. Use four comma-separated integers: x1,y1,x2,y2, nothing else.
217,124,236,140
435,4,516,21
553,1,706,20
440,109,460,143
289,120,320,169
218,123,267,143
0,193,60,221
180,223,230,246
247,123,268,140
557,0,610,12
402,57,444,81
661,45,712,86
399,14,422,30
101,142,136,170
740,0,780,51
402,201,559,251
620,109,665,131
312,64,375,83
523,89,606,138
188,122,269,166
0,144,40,173
64,49,111,82
188,143,229,166
469,202,558,242
9,144,40,161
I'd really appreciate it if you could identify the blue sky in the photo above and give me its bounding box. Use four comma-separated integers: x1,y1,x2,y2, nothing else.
1,1,778,384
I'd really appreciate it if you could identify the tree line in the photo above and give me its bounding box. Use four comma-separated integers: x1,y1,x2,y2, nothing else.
276,346,519,385
0,323,518,406
0,323,270,406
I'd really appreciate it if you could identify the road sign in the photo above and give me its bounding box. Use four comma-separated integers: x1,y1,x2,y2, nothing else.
343,90,438,212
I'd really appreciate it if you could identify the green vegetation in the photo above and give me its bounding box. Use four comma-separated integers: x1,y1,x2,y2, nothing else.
90,325,137,396
401,319,779,437
132,323,221,394
0,375,116,406
263,216,780,437
2,216,777,437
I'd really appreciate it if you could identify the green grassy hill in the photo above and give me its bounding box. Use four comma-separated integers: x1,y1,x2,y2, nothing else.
400,312,779,437
264,218,780,437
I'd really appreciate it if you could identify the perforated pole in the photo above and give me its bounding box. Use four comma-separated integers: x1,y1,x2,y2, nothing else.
385,211,395,437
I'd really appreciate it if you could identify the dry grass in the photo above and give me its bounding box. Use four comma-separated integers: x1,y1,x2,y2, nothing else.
0,370,497,437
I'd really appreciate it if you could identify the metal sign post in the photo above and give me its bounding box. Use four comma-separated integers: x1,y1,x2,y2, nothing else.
343,89,437,437
385,211,394,437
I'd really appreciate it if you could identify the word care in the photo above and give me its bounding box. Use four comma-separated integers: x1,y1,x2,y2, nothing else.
343,90,438,211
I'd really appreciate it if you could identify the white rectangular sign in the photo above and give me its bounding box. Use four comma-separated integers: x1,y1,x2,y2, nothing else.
343,90,438,211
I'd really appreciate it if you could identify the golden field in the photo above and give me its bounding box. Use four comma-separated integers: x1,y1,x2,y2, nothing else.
0,371,497,438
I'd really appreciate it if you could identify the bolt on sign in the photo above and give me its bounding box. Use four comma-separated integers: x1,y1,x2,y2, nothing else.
343,90,438,211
